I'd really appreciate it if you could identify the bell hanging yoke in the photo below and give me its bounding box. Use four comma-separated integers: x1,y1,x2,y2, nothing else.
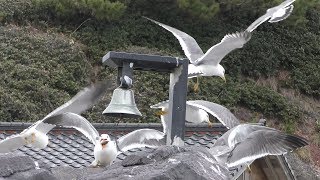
102,51,189,145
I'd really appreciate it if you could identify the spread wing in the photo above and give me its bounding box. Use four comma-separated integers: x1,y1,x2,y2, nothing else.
195,31,251,65
31,80,112,134
213,124,275,148
42,112,99,145
187,100,240,129
246,14,272,32
43,80,112,119
0,135,26,153
144,17,204,63
246,0,295,32
226,130,308,167
117,129,166,152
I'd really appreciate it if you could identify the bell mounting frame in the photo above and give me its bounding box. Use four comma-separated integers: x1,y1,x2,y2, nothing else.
102,51,189,145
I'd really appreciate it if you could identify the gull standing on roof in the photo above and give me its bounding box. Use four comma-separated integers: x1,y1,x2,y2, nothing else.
150,100,240,132
42,112,166,167
246,0,296,32
0,80,112,153
144,17,251,91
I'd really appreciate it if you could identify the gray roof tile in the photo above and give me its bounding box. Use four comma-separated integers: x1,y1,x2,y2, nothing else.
0,122,259,176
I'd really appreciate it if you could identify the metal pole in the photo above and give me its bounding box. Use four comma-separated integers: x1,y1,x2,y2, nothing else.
166,59,188,146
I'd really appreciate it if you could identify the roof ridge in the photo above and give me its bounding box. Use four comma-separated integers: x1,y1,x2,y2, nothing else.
0,122,264,132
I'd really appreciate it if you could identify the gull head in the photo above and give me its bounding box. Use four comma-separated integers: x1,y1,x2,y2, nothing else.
100,134,111,149
199,109,210,123
217,64,226,82
23,130,49,149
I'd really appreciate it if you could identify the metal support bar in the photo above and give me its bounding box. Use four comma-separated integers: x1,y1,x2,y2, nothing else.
166,59,188,146
121,62,133,79
117,62,133,87
117,67,122,86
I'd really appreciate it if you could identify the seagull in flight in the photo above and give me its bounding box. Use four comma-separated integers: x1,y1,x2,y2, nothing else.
211,124,308,168
144,17,251,92
246,0,296,32
152,99,307,179
42,112,166,167
0,80,113,153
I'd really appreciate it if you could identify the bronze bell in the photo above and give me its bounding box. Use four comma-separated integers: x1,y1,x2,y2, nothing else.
103,87,142,118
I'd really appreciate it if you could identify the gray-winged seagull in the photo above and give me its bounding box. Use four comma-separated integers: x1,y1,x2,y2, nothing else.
144,17,251,91
246,0,296,32
152,99,307,178
211,124,308,168
42,112,166,167
0,80,112,153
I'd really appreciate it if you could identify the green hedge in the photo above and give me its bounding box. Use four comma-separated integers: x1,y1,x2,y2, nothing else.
0,25,92,121
32,0,126,21
0,0,318,126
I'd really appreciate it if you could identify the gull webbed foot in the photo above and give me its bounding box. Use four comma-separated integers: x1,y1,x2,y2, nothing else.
31,133,36,143
193,82,199,93
155,110,167,116
247,164,252,173
89,160,99,168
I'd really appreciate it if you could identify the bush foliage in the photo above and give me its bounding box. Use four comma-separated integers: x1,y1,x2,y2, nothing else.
0,0,319,127
32,0,126,21
0,25,92,121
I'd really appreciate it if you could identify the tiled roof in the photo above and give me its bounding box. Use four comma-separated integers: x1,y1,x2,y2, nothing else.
0,122,229,169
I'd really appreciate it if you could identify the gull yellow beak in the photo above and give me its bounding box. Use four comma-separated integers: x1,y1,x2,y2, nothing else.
101,140,109,149
101,140,108,146
221,76,226,83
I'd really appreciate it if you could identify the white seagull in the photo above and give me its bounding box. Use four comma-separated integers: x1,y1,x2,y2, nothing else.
144,17,251,91
151,99,307,178
211,124,308,168
0,80,112,153
150,100,240,132
42,112,166,167
246,0,296,32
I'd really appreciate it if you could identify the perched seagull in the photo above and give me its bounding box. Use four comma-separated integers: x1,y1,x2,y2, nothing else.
150,100,240,132
144,17,251,91
0,80,112,153
151,100,210,133
246,0,296,32
42,112,166,167
211,124,308,168
187,100,240,129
